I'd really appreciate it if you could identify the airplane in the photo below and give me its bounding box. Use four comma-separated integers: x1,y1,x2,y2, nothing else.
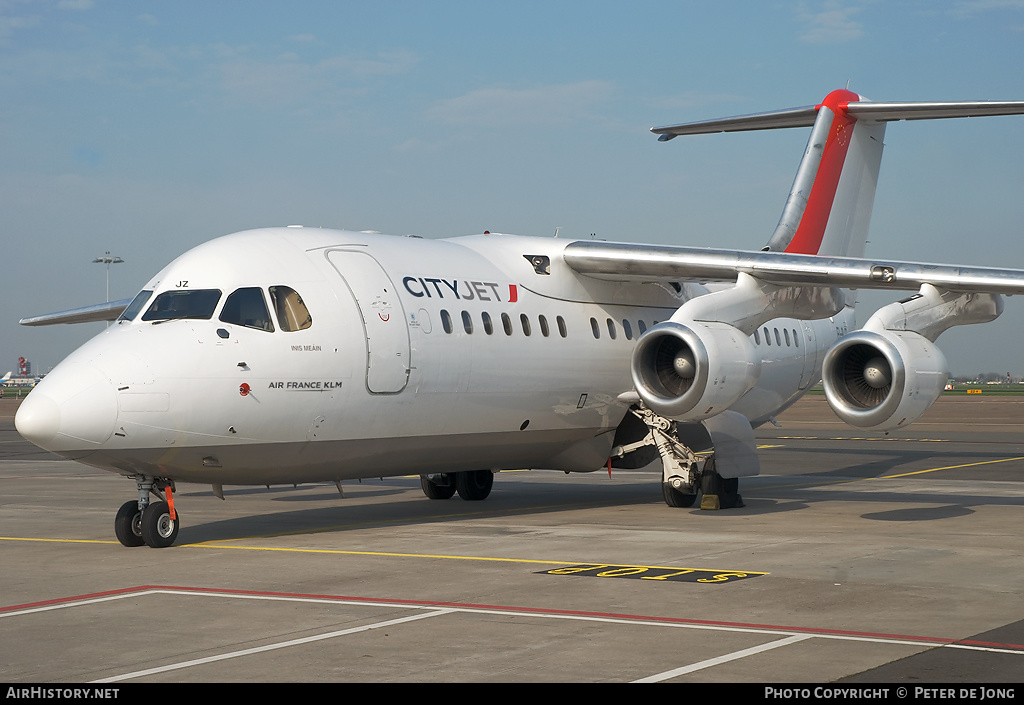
1,372,11,386
15,88,1024,549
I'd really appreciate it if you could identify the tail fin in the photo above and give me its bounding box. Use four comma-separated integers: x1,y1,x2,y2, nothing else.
767,90,882,257
652,90,1024,258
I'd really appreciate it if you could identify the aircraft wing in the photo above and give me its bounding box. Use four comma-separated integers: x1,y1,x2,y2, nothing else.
562,241,1024,294
19,298,133,326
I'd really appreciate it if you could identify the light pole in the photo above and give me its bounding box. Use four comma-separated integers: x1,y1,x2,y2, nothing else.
92,252,124,303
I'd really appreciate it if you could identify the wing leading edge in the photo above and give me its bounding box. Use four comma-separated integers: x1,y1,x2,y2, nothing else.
562,241,1024,295
19,299,132,326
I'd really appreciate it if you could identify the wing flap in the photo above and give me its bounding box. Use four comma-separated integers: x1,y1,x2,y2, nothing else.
563,241,1024,295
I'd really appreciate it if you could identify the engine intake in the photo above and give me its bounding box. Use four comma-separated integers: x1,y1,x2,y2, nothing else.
631,321,760,422
822,329,947,431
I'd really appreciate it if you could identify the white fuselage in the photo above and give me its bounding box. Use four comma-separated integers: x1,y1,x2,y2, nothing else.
18,227,853,485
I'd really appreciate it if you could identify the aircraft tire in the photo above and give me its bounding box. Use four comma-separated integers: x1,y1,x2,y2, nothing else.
456,470,493,501
661,483,697,508
114,500,145,547
420,474,456,499
700,459,744,509
140,500,179,548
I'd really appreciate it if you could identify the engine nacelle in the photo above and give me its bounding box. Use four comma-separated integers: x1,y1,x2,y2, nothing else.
630,321,761,422
822,329,948,431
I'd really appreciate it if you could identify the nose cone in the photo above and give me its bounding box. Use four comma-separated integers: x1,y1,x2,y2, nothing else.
15,362,117,453
15,392,61,446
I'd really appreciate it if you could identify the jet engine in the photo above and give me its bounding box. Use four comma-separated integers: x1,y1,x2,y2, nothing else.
630,321,761,422
821,329,947,431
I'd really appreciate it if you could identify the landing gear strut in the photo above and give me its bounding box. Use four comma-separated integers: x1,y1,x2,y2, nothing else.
611,406,743,510
114,476,180,548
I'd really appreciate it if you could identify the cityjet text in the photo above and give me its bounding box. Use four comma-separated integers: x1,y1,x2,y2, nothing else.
402,277,517,303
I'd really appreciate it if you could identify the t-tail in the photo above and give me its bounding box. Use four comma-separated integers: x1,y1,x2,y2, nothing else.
652,89,1024,258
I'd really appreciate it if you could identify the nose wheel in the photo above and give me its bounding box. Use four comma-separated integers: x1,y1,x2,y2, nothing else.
114,476,180,548
114,500,145,547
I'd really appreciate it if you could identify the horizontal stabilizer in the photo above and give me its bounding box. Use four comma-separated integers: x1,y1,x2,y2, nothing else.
20,299,132,326
652,99,1024,139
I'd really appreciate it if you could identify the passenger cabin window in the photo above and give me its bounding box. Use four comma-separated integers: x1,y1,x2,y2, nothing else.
269,286,312,331
557,316,567,338
119,290,154,322
219,287,274,332
622,319,633,340
501,312,513,336
142,289,222,322
441,309,453,334
462,310,473,334
482,312,494,335
591,317,600,339
539,315,550,337
520,313,532,336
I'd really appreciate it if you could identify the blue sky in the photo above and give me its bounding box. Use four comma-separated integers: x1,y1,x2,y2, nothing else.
3,1,1024,377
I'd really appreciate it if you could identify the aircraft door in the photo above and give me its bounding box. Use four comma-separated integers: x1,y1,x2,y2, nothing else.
798,321,816,389
327,250,410,393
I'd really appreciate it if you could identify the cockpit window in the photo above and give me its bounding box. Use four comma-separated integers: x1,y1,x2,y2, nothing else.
118,290,154,322
269,285,313,332
219,287,275,332
142,289,222,322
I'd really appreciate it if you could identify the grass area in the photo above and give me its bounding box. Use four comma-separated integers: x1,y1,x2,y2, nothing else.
806,383,1024,396
941,384,1024,396
0,387,34,399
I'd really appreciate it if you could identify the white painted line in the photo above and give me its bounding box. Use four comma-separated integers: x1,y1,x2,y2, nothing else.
90,608,453,683
9,587,1020,682
632,634,813,683
0,592,167,619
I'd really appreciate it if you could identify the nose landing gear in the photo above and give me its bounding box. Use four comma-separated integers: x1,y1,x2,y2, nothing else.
113,476,179,548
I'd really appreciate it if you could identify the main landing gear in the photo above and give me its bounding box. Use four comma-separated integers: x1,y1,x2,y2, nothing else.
420,470,494,501
611,406,744,510
114,476,180,548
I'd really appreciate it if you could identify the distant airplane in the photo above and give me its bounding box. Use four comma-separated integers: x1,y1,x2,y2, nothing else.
1,372,11,384
15,89,1024,548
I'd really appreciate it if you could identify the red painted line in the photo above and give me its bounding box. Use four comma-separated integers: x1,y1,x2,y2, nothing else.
0,586,147,612
5,584,1023,652
957,638,1024,650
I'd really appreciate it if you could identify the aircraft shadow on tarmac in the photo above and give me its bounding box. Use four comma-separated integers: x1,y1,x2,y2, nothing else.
747,444,1024,520
167,459,1024,545
760,443,1024,481
172,475,663,545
